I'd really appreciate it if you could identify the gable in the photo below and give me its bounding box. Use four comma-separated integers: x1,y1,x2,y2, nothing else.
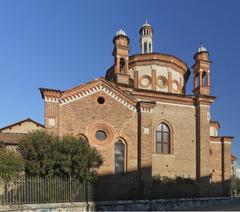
60,84,137,112
0,118,45,133
41,78,156,113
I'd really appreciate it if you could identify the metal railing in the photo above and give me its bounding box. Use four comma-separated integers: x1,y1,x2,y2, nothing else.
0,176,93,205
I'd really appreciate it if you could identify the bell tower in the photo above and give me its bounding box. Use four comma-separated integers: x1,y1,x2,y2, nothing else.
139,20,153,54
112,29,130,86
193,45,214,196
112,29,130,75
192,45,211,96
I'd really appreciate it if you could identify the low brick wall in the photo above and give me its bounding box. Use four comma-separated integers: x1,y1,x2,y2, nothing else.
0,197,234,211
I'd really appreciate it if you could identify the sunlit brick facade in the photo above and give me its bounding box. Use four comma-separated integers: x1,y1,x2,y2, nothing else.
40,22,233,198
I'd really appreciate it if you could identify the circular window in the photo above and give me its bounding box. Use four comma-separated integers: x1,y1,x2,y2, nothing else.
95,130,107,141
97,96,105,104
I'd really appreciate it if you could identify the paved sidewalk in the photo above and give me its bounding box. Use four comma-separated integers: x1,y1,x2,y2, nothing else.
187,198,240,211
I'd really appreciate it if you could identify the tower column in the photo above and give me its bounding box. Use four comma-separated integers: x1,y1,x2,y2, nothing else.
207,70,210,86
193,45,215,196
199,70,203,86
195,100,212,196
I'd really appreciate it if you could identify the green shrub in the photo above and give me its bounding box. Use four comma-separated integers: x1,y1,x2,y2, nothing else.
0,144,24,185
19,131,103,182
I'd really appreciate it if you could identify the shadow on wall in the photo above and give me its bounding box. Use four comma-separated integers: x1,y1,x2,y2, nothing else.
93,167,231,201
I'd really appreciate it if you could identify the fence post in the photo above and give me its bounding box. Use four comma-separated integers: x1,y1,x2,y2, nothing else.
69,175,72,202
85,181,89,211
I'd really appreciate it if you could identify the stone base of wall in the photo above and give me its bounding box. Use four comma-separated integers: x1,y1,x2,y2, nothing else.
0,197,234,211
95,197,233,211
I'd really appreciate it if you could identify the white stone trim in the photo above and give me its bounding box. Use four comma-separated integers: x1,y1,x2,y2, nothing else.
143,128,150,134
141,107,153,113
196,104,210,108
137,99,195,108
48,84,137,112
45,97,59,103
210,141,231,144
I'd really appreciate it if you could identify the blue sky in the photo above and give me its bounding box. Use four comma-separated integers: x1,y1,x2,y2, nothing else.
0,0,239,159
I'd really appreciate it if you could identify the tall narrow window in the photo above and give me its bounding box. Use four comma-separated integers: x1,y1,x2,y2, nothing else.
144,42,148,53
202,72,207,86
120,58,125,73
115,139,125,174
149,43,151,53
156,123,170,154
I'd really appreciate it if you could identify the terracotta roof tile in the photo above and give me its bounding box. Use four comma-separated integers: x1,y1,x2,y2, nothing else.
0,132,26,144
231,154,238,161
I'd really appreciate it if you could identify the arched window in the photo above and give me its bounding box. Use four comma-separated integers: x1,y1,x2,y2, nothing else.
120,58,125,73
149,43,151,52
144,42,148,53
115,139,125,175
77,133,88,142
202,72,207,86
195,74,200,88
156,123,170,154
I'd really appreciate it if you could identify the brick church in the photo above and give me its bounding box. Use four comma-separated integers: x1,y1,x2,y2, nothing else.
40,21,233,198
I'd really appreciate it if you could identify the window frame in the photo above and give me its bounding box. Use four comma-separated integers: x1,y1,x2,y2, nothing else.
156,122,171,154
114,139,126,175
144,42,148,53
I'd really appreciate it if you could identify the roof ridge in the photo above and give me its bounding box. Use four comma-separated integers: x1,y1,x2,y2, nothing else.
0,118,45,132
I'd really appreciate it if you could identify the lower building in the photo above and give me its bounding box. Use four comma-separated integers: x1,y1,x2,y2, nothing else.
0,118,45,152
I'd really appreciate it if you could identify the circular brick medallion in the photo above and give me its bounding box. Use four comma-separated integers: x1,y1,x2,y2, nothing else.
139,75,151,88
157,76,168,88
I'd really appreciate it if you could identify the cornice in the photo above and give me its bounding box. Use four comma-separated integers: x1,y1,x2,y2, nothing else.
40,78,156,113
194,94,216,106
129,88,195,106
210,136,234,143
129,53,189,73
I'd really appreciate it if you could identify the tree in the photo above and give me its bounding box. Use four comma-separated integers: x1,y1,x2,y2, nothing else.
0,141,24,184
19,131,103,182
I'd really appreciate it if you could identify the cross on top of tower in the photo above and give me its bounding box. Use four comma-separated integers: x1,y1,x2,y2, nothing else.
142,19,151,27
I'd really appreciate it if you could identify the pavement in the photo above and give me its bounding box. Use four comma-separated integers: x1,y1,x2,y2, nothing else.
187,198,240,211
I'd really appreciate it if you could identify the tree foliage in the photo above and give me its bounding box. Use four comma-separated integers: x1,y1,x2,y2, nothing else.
0,141,24,184
19,131,103,182
232,176,240,195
